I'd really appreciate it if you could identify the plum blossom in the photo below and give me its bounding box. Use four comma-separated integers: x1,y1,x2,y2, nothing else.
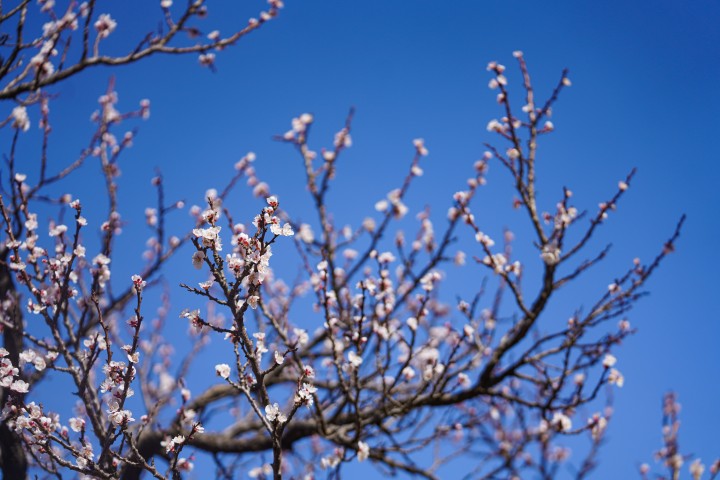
10,379,29,393
475,231,494,247
163,435,185,454
215,363,231,379
273,350,284,365
270,222,294,236
589,414,608,441
246,295,260,309
413,138,428,156
193,226,222,250
295,382,317,406
199,52,216,67
131,274,146,291
540,244,561,265
192,250,205,269
302,365,315,378
49,224,67,237
108,407,134,427
357,441,370,462
608,368,624,387
294,328,309,346
406,317,418,331
265,403,286,424
11,106,30,132
249,464,273,478
69,417,85,432
602,354,617,368
690,459,705,480
551,412,572,432
347,350,362,368
94,14,117,38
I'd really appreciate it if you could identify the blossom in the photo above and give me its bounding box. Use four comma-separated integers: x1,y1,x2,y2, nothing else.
199,52,216,67
294,328,309,346
486,119,504,132
10,379,29,393
192,226,222,250
265,403,287,423
176,458,193,471
347,350,362,368
94,14,117,38
357,441,370,462
49,224,68,237
540,244,561,265
215,363,231,379
274,350,284,365
602,354,617,368
406,317,418,331
296,382,317,405
246,295,260,309
249,465,272,478
164,435,185,454
402,366,416,380
378,251,396,263
93,253,111,265
334,128,352,148
270,223,294,236
33,357,46,371
302,365,315,378
69,417,85,432
608,368,624,387
11,106,30,132
413,138,428,156
589,414,608,441
475,231,494,247
690,459,705,480
551,412,572,432
131,274,146,291
192,250,205,269
108,408,135,426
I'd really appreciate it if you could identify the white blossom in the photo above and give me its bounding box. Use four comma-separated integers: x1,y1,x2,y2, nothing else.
94,14,117,38
264,403,286,423
347,350,363,368
11,106,30,132
551,412,572,432
215,363,231,379
357,441,370,462
274,350,284,365
602,354,617,368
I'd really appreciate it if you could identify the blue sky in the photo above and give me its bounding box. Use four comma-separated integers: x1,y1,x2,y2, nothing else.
12,0,720,478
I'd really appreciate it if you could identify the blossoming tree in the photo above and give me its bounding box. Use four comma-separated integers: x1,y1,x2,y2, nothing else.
0,2,715,480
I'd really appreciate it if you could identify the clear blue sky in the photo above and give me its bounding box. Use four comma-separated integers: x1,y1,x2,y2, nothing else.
18,0,720,478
